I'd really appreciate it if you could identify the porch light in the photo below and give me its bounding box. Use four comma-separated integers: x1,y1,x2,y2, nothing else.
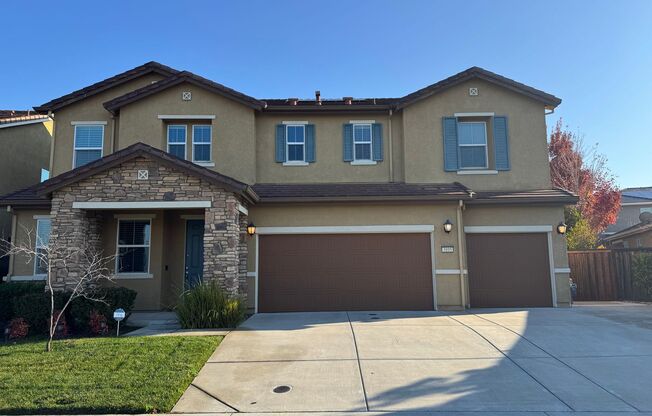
247,223,256,236
443,219,453,233
557,222,567,235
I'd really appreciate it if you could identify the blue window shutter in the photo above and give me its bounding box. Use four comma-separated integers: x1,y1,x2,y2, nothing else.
343,124,354,161
275,124,286,163
372,123,383,161
442,117,458,171
493,116,510,170
305,124,316,163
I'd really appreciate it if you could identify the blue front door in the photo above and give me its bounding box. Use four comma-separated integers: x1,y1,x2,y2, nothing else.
185,220,205,289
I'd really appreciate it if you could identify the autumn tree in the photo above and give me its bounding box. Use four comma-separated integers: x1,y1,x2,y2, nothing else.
549,119,620,249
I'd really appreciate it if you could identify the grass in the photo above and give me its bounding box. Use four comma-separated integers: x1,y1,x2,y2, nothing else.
0,335,222,414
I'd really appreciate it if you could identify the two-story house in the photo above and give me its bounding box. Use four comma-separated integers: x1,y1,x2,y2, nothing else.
0,62,577,311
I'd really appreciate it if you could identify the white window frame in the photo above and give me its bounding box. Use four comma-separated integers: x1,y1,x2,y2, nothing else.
192,124,213,165
167,125,187,160
33,218,51,276
352,123,373,162
285,124,306,164
641,207,652,214
73,124,104,168
115,219,152,276
457,121,488,170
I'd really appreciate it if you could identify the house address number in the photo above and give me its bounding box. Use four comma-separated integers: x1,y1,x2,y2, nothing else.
441,245,455,253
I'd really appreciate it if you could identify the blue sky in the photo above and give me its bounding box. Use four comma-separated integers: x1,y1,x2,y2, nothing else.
2,0,650,188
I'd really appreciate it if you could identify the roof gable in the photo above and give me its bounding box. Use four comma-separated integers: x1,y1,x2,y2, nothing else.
34,62,178,112
36,142,257,203
396,67,562,110
103,71,264,114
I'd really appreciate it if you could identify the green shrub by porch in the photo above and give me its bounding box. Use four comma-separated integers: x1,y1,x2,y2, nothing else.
0,282,45,325
175,281,246,329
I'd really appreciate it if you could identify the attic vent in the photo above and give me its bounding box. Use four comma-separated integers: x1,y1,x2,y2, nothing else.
137,170,149,180
343,96,353,105
182,91,192,101
469,87,479,96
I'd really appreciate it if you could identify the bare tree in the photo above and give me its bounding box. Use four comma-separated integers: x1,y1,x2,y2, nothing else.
1,226,115,352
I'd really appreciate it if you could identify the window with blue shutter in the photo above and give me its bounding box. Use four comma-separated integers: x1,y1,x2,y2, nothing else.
343,124,354,161
167,125,187,160
305,124,316,163
286,125,305,162
493,116,510,170
372,123,383,161
192,125,212,162
74,125,104,168
458,122,488,169
275,124,286,162
442,117,458,171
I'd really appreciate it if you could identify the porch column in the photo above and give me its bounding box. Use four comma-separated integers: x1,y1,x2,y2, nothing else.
202,193,241,297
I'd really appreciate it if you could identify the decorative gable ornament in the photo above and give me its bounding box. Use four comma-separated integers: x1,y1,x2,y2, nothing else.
182,91,192,101
137,170,149,180
469,87,479,96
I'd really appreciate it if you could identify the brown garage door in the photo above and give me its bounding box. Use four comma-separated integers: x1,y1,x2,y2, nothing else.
258,233,433,312
467,233,552,307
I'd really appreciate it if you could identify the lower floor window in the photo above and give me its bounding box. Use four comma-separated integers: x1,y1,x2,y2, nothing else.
34,218,51,275
116,219,151,274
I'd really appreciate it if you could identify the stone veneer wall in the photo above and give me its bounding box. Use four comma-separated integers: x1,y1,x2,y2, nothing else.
48,156,248,301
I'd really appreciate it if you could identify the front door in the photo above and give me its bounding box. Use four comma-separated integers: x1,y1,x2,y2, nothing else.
185,220,205,289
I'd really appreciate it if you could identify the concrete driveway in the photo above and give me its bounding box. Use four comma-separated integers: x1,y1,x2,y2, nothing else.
173,303,652,414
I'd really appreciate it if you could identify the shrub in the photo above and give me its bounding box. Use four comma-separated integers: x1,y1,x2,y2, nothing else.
7,317,29,339
11,291,67,334
632,253,652,301
175,282,246,329
88,310,109,336
0,282,45,324
69,286,137,330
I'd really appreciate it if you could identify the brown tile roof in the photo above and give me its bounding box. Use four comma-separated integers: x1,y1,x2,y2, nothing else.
262,98,396,112
103,71,264,114
468,188,578,205
604,221,652,242
252,182,472,203
0,184,50,208
396,66,562,109
34,62,178,112
0,110,49,126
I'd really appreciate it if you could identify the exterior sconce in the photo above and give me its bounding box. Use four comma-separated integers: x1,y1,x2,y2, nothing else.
247,223,256,236
557,222,567,235
443,219,453,233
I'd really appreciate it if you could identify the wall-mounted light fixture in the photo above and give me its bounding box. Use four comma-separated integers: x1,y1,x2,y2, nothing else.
557,222,567,235
247,223,256,236
443,219,453,233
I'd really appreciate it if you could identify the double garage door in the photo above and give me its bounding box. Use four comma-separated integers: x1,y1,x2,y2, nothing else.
258,232,553,312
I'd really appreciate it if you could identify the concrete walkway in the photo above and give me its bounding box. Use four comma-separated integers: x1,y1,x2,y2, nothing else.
173,303,652,414
126,312,230,337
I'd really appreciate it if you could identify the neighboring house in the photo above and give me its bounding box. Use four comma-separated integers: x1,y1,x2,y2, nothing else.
604,187,652,235
0,111,52,278
604,212,652,248
0,62,577,311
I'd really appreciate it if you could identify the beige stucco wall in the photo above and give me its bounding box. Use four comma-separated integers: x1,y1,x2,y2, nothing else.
255,112,403,183
116,82,257,184
402,78,552,190
50,73,165,177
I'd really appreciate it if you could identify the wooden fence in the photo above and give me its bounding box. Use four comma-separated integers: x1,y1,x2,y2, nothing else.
568,248,652,301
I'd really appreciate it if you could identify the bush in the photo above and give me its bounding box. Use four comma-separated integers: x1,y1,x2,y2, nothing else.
0,282,45,324
175,282,245,329
69,287,137,330
633,253,652,301
11,291,67,334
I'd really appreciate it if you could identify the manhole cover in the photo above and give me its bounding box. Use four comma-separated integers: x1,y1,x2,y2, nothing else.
273,385,292,394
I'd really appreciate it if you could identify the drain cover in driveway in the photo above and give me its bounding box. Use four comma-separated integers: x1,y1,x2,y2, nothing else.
273,385,292,393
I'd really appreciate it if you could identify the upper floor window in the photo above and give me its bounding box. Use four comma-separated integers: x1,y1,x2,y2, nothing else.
34,218,51,275
457,122,488,169
167,125,187,159
192,125,212,163
116,219,151,274
286,125,305,162
353,124,372,161
73,125,104,168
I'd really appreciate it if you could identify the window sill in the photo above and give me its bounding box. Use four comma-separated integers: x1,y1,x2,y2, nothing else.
456,169,498,175
350,160,377,166
283,161,309,166
194,161,215,167
113,273,154,280
5,274,46,282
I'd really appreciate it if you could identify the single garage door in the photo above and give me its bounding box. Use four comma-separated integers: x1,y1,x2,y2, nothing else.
467,233,552,307
258,233,433,312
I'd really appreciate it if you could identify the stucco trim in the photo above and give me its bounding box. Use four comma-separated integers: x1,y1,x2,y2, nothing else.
73,201,211,209
453,112,495,117
7,275,46,281
281,120,309,125
71,121,108,125
112,273,154,280
237,204,248,215
157,115,216,120
256,225,435,234
457,170,498,175
554,267,571,274
435,269,469,275
464,225,553,233
32,215,52,219
621,202,652,206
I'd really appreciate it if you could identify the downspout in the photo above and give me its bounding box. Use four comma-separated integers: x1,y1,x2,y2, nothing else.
456,200,466,308
47,111,55,174
6,207,16,281
388,109,394,182
110,114,117,153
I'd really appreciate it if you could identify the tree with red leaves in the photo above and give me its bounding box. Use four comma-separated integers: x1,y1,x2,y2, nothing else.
549,119,620,248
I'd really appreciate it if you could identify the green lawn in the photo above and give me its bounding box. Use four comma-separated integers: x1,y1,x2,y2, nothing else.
0,336,222,414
